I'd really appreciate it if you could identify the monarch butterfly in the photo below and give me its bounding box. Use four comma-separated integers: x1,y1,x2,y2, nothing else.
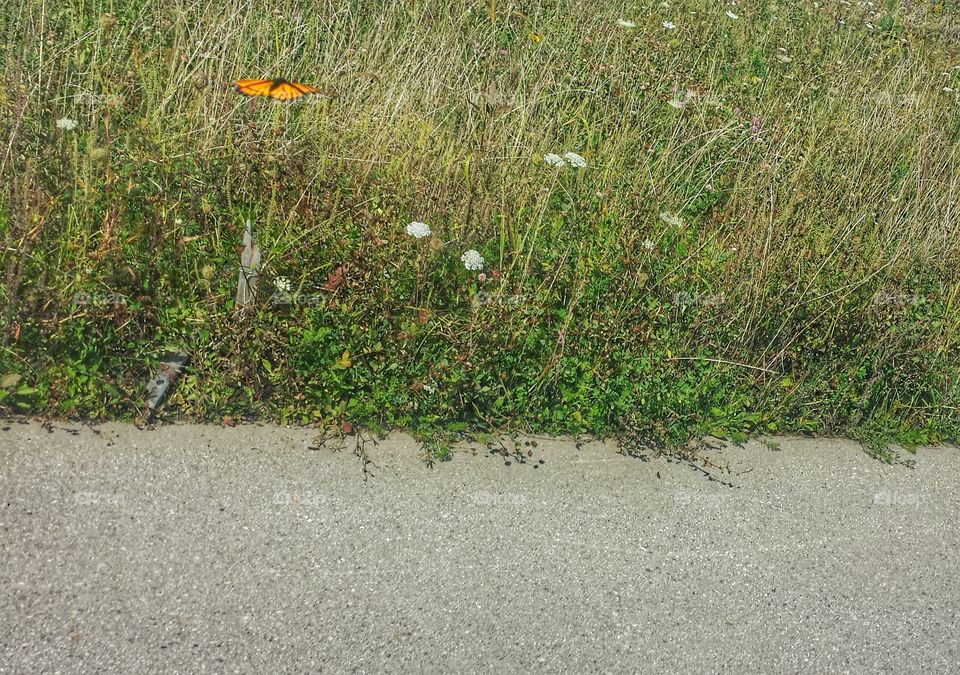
230,78,321,101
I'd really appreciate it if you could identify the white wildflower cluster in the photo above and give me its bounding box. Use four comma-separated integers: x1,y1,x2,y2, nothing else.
461,249,484,271
659,212,685,228
403,221,485,274
543,152,587,169
406,221,432,239
667,89,697,110
274,276,292,293
56,117,78,131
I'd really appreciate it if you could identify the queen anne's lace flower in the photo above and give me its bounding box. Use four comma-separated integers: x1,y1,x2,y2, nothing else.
543,153,566,167
545,152,587,169
668,89,697,110
56,117,77,131
406,221,432,239
660,212,684,228
461,249,485,271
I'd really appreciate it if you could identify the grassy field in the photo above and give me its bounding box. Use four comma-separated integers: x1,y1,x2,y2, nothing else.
1,0,959,456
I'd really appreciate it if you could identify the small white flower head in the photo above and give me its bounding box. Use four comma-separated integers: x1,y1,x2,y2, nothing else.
663,21,677,29
616,19,637,29
659,211,684,228
56,117,77,131
725,10,739,19
544,153,566,167
274,276,292,292
643,238,655,251
406,221,432,239
668,89,697,110
546,152,587,168
461,249,485,271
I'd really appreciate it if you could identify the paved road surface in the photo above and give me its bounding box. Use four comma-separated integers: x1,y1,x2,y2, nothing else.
1,420,958,672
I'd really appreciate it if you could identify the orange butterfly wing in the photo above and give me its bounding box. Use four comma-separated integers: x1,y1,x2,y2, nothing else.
231,79,320,101
270,81,321,100
232,79,273,96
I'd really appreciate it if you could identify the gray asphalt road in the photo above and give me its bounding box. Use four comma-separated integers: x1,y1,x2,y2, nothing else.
1,420,958,673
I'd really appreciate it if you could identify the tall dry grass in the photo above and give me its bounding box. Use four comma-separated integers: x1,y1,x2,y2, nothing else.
1,0,958,445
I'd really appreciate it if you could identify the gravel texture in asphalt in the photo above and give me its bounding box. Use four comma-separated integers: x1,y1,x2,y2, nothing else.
1,420,958,672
